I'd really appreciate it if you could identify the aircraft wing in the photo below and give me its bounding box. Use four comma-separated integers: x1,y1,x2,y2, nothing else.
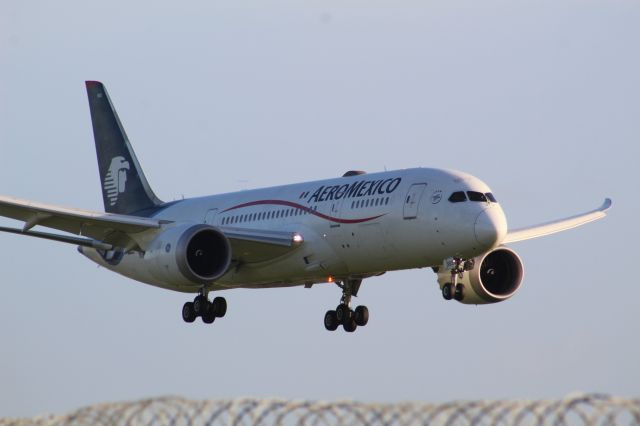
502,198,612,244
0,196,303,262
0,195,166,250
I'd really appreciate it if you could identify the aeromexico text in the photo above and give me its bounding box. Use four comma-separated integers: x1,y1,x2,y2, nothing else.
307,177,402,204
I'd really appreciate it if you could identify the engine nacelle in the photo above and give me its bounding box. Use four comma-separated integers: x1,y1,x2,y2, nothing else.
437,247,524,304
146,224,232,286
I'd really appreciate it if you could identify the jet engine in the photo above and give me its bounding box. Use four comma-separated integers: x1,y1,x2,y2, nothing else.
437,247,524,304
146,224,231,286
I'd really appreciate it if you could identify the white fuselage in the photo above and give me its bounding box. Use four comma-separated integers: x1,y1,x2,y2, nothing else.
81,168,507,293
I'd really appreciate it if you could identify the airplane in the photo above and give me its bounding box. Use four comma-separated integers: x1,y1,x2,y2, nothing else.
0,81,611,332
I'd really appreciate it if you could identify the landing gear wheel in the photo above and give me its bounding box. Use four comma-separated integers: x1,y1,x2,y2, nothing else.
354,305,369,326
454,284,465,301
193,295,208,315
442,283,453,300
212,297,227,318
182,302,196,323
335,304,352,324
202,306,216,324
324,310,338,331
326,278,365,332
343,317,357,332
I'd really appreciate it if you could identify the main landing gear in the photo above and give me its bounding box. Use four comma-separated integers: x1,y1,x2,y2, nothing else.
182,289,227,324
324,279,369,333
441,258,473,302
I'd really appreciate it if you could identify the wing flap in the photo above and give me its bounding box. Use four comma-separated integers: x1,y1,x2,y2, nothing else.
502,198,612,244
0,226,113,250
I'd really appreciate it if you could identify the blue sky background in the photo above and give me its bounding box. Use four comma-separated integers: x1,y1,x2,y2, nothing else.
0,0,638,418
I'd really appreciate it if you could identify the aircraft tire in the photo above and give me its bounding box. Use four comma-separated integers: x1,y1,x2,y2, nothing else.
343,317,357,333
454,284,464,301
202,307,216,324
212,297,227,318
354,305,369,326
193,295,208,315
182,302,196,323
442,283,453,300
335,305,351,324
324,310,339,331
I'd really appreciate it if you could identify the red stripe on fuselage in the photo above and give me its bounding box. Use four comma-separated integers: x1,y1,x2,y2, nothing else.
221,199,385,224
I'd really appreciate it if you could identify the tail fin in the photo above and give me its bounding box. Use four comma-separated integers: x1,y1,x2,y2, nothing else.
85,81,163,215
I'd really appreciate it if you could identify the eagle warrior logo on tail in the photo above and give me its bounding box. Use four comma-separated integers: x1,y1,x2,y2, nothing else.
103,156,130,206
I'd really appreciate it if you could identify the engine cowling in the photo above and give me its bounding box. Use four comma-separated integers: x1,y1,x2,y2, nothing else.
146,224,232,286
437,247,524,304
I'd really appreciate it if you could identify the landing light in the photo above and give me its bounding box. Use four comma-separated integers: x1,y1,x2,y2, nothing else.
328,276,334,283
292,233,304,244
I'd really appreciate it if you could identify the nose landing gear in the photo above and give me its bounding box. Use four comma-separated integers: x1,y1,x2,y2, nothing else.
324,279,369,333
182,288,227,324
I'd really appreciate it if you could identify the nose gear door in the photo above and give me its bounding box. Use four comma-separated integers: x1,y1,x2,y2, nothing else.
403,183,427,219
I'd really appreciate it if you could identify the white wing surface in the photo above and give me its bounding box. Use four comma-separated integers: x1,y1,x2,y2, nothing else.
502,198,612,244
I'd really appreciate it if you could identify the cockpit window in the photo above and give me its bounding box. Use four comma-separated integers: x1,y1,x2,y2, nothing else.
467,191,488,202
448,191,467,203
485,192,497,203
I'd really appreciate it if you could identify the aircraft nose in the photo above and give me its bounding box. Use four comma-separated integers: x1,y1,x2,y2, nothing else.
475,208,507,248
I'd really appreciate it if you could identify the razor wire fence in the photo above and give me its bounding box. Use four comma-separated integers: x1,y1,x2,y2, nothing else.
2,393,639,426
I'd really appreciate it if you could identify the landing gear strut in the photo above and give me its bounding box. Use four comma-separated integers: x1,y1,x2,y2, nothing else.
324,279,369,333
182,288,227,324
441,258,472,302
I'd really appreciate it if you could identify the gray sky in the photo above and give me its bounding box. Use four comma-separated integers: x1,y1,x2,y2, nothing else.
1,0,638,418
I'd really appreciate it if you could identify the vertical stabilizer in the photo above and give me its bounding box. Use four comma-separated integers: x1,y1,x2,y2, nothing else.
85,81,162,215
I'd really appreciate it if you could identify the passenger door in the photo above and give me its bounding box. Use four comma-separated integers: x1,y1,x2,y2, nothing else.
403,183,427,219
